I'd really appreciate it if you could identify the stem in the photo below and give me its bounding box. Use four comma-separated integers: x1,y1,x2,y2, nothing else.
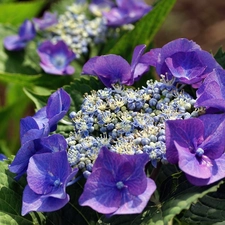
150,161,162,180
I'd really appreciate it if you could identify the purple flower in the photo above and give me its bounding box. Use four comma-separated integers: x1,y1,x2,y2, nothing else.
195,68,225,113
79,147,156,215
37,40,76,75
82,44,150,87
143,38,221,88
166,115,225,186
90,0,152,27
33,12,58,30
22,151,78,215
20,88,71,144
4,20,36,51
9,134,67,179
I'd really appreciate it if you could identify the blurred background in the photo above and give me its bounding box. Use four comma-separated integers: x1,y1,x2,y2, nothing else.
147,0,225,53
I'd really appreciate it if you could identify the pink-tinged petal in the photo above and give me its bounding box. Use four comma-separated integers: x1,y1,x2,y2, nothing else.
22,185,69,216
141,48,161,67
185,154,225,186
82,56,99,76
165,119,204,164
112,178,156,215
175,141,212,179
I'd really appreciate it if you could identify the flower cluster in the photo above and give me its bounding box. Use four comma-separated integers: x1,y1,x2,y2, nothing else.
3,0,152,75
9,38,225,218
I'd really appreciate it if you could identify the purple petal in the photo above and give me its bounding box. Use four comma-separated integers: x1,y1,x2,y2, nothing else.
186,154,225,186
79,168,122,214
18,20,36,40
82,55,131,87
195,69,225,111
0,154,7,161
33,12,58,30
46,88,71,130
3,35,27,51
112,178,156,215
22,185,69,216
165,119,204,164
175,141,212,179
27,151,71,197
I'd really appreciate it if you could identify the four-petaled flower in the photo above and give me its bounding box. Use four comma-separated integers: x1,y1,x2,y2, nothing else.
143,38,221,88
22,151,78,215
79,146,156,215
166,116,225,186
82,44,150,87
33,12,58,30
4,20,36,51
37,40,76,75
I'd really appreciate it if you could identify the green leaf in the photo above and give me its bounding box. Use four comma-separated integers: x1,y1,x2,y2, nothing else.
181,181,225,224
0,159,45,225
106,0,177,58
147,166,224,225
0,0,47,25
214,47,225,69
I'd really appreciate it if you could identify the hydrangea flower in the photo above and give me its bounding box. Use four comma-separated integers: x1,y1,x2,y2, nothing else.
90,0,152,27
82,44,150,87
37,40,76,75
3,20,36,51
79,146,156,215
166,116,225,186
22,151,78,215
20,88,71,144
33,12,58,30
9,134,67,179
143,38,221,88
195,68,225,113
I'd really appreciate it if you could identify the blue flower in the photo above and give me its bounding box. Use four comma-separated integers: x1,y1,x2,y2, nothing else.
37,40,76,75
79,146,156,215
166,116,225,186
4,20,36,51
82,44,149,87
90,0,152,27
33,12,58,30
20,88,71,144
143,38,221,88
21,151,78,215
9,134,67,180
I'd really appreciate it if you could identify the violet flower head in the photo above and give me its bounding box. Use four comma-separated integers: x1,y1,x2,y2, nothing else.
195,68,225,113
143,38,221,88
4,20,36,51
20,88,71,144
166,115,225,186
90,0,152,27
9,134,67,179
79,147,156,215
22,151,78,215
37,40,76,75
33,12,58,30
82,44,150,87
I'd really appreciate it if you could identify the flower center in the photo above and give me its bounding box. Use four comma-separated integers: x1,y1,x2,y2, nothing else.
116,181,125,189
51,55,66,69
195,148,204,157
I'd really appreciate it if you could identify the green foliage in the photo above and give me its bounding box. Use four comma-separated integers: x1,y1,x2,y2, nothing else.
0,0,47,25
105,0,177,59
214,47,225,69
0,159,45,225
